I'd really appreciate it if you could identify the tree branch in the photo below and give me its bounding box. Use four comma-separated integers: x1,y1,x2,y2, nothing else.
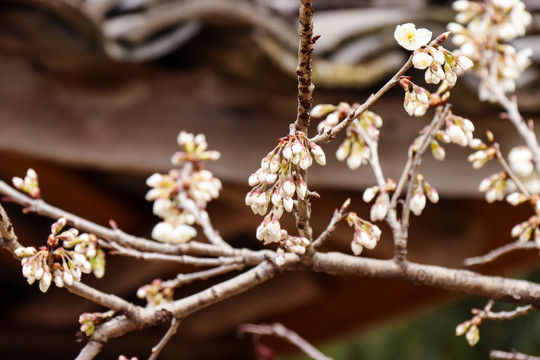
464,241,538,266
238,322,332,360
311,252,540,307
149,318,181,360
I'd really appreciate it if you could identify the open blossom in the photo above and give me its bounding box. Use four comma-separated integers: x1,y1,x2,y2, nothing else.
394,23,432,51
146,131,222,245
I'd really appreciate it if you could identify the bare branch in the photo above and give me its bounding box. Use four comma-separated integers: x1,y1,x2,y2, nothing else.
65,281,140,317
490,350,540,360
464,240,538,266
311,252,540,307
162,263,245,289
239,323,332,360
295,0,315,132
110,241,243,267
149,318,181,360
0,201,22,252
312,201,348,249
473,304,535,321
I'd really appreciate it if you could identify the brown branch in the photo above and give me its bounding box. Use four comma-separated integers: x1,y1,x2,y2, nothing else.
239,323,332,360
0,201,21,252
65,281,140,317
311,56,413,145
110,241,243,267
295,0,315,132
149,318,181,360
77,261,278,359
473,304,534,321
162,263,245,289
311,202,348,249
311,252,540,307
0,180,269,262
464,241,538,266
490,350,540,360
393,105,449,262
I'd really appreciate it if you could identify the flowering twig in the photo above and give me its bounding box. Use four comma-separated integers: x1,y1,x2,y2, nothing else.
238,322,332,360
149,317,181,360
486,77,540,180
311,57,412,145
464,240,538,266
490,350,540,360
390,104,449,262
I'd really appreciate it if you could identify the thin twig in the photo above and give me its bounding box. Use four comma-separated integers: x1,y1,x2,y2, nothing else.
493,143,530,197
464,240,538,266
391,104,449,262
485,76,540,180
490,350,540,360
312,204,347,249
239,323,332,360
149,318,181,360
311,56,412,145
110,241,244,267
162,263,245,289
473,304,534,321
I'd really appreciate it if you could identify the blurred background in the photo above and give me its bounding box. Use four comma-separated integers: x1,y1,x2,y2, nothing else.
0,0,540,358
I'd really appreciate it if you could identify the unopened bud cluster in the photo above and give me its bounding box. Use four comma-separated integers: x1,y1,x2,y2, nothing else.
363,179,396,222
345,212,382,256
409,174,439,216
246,132,324,236
146,132,222,244
137,278,174,306
336,110,383,170
12,168,41,199
507,146,540,195
15,218,99,293
456,316,481,347
510,215,540,245
449,0,532,101
79,310,114,336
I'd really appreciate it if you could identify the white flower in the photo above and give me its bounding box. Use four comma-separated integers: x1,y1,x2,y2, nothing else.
363,186,378,203
412,52,433,70
394,23,432,51
448,125,468,147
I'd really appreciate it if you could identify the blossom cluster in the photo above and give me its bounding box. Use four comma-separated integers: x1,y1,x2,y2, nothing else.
394,23,473,89
449,0,532,101
12,168,41,199
246,132,325,242
14,218,100,293
78,310,114,336
477,146,540,204
362,179,396,222
146,132,222,244
345,212,382,256
510,215,540,245
409,174,439,216
137,278,174,306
